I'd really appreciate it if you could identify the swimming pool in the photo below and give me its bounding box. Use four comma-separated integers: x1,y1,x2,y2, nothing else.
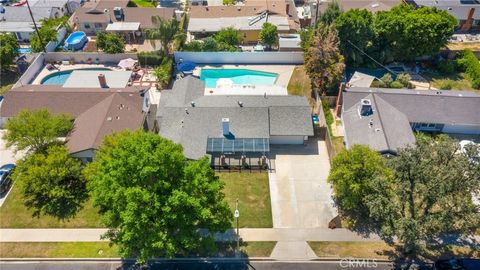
17,47,32,54
200,69,278,88
41,68,112,85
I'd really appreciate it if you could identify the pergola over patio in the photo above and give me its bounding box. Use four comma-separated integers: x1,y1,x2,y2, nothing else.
106,22,141,43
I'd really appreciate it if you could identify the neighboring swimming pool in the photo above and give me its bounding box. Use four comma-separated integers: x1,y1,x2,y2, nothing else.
200,69,278,88
41,68,112,85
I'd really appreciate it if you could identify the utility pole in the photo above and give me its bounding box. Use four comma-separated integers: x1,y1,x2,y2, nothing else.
26,0,46,53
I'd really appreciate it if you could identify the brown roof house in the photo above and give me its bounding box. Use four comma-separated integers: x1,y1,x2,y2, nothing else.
69,0,175,40
187,0,300,44
0,85,152,163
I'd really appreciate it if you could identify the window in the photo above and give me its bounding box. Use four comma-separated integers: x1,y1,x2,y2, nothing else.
427,123,436,128
84,23,91,29
94,23,102,28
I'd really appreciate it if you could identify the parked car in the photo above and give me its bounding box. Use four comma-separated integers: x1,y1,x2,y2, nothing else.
434,258,480,270
0,164,15,194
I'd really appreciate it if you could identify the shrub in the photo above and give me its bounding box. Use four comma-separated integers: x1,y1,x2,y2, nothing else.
379,73,393,87
437,60,456,75
137,51,164,66
395,73,411,87
154,57,173,88
96,32,124,54
322,99,334,134
456,49,480,89
438,79,454,90
390,81,404,88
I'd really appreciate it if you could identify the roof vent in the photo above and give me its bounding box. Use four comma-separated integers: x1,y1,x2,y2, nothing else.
238,101,243,107
115,116,120,120
369,119,374,128
237,6,241,11
191,101,196,107
106,117,112,121
359,99,373,117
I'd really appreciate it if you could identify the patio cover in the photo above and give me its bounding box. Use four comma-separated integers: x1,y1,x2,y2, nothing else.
106,22,140,31
347,71,375,88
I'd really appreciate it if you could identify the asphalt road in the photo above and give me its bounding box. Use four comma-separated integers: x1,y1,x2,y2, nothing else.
0,260,395,270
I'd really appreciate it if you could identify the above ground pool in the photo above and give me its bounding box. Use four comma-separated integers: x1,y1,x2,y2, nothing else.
41,68,112,85
64,31,88,51
200,69,278,88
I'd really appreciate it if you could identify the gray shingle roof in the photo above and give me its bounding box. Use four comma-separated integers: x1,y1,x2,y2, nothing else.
342,87,480,153
157,76,313,159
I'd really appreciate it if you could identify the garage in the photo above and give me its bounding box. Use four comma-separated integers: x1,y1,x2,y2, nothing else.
270,135,306,145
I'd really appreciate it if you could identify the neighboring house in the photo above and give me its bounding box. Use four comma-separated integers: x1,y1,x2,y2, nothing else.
340,87,480,155
0,6,58,42
405,0,480,32
305,0,401,26
156,76,313,161
30,0,82,14
187,0,300,44
70,0,175,40
0,85,151,163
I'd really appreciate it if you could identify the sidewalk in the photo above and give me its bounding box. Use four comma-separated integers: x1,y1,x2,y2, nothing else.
0,228,381,242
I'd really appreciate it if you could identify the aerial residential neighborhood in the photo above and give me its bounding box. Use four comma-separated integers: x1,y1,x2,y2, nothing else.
0,0,479,269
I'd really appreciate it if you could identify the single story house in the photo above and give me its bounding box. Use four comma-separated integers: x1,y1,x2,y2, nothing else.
0,6,62,42
70,0,175,39
341,87,480,155
187,0,300,44
0,85,152,163
156,76,313,162
30,0,82,14
405,0,480,32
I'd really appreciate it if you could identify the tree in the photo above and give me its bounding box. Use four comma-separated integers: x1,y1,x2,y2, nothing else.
318,0,342,25
259,22,278,50
153,57,173,88
96,32,125,54
334,9,377,66
14,145,87,219
214,27,242,47
3,109,73,154
146,17,179,54
374,4,457,61
328,145,393,221
223,0,234,4
366,134,480,255
85,130,231,262
0,34,19,71
30,27,56,53
304,23,345,95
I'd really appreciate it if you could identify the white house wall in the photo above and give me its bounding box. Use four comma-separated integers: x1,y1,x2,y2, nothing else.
442,124,480,135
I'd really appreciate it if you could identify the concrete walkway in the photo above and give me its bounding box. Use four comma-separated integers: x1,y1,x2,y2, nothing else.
0,228,381,242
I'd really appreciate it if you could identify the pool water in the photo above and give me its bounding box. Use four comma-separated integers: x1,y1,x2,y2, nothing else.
200,69,278,88
17,47,32,54
41,68,112,85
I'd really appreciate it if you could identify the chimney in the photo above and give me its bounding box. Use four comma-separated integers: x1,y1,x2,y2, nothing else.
222,118,230,136
98,74,108,88
359,99,373,116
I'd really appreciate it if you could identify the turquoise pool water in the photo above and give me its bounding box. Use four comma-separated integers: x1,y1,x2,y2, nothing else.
41,68,112,85
200,69,278,88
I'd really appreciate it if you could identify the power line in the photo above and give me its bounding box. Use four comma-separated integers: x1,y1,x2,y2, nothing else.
26,0,46,53
346,39,397,75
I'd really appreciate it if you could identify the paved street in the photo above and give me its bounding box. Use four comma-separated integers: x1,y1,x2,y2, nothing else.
0,260,395,270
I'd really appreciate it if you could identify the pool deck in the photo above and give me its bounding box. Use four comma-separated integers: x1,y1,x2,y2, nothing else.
192,64,295,96
31,63,118,85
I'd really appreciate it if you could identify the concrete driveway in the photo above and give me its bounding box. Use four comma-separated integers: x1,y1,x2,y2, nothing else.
268,138,337,228
0,129,24,207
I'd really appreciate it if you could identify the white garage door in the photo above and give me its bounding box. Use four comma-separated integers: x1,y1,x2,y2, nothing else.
270,135,305,145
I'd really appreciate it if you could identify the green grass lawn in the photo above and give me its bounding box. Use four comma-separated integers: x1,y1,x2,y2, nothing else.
129,0,156,7
219,172,273,228
421,70,475,91
0,184,103,228
287,66,314,107
0,241,276,258
309,241,394,259
331,136,345,155
0,69,19,95
0,172,272,228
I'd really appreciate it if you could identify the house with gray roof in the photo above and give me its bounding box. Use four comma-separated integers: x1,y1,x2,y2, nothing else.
157,76,314,161
341,87,480,154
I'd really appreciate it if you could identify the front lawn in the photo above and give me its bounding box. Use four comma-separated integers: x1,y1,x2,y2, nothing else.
309,241,393,259
0,184,103,228
129,0,156,7
0,241,277,258
219,172,273,228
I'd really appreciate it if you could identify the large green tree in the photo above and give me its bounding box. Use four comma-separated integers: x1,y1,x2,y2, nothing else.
367,135,480,255
85,130,231,262
328,145,393,222
146,17,180,54
318,0,342,25
214,27,242,48
14,145,87,219
30,27,57,53
3,109,73,154
259,22,278,50
0,34,19,71
374,4,457,61
96,32,125,54
304,23,345,95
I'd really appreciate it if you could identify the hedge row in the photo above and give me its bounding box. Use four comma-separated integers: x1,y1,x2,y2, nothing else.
456,49,480,89
137,51,165,66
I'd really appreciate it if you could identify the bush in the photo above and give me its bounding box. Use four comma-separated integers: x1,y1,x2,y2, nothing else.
96,32,124,54
438,79,454,90
154,57,173,88
322,99,334,134
456,49,480,89
396,73,411,87
379,73,393,88
390,81,404,88
437,60,456,75
137,51,165,66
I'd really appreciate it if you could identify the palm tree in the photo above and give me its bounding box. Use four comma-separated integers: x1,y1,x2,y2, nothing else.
304,23,345,96
145,16,180,54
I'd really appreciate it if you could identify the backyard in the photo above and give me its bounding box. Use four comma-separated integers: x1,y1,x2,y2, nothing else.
0,172,272,228
287,66,315,108
129,0,156,7
420,69,475,91
0,69,19,95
